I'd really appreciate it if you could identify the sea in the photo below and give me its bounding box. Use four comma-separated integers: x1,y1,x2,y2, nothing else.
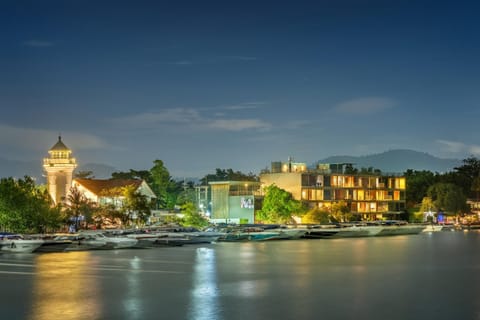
1,231,479,320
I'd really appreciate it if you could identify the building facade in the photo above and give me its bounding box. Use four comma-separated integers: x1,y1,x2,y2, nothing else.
43,136,77,205
260,160,406,220
208,181,260,224
72,178,157,208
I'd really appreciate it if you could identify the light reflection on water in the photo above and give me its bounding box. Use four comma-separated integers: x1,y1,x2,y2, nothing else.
29,252,101,320
188,247,220,320
122,256,143,320
2,232,478,320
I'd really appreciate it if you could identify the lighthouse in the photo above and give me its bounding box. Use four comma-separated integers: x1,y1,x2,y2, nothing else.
43,136,77,204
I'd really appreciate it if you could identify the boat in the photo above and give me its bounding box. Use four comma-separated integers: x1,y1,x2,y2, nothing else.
422,224,444,232
84,231,138,249
62,231,138,250
273,228,307,240
460,222,480,230
303,224,383,239
373,221,426,236
33,235,73,253
218,227,282,242
0,233,44,253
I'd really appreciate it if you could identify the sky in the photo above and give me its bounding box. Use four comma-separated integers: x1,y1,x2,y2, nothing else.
1,0,479,178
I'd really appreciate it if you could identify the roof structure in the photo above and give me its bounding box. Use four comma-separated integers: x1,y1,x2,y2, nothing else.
49,136,70,151
74,178,143,195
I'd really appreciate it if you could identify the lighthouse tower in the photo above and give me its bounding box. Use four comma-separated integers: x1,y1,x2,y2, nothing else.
43,136,77,204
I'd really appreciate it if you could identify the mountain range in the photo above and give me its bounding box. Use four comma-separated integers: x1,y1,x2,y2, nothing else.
0,149,463,182
317,149,462,174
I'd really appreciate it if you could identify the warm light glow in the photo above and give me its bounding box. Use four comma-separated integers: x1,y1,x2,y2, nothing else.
29,252,101,320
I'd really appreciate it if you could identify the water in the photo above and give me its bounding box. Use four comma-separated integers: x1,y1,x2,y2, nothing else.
1,231,480,320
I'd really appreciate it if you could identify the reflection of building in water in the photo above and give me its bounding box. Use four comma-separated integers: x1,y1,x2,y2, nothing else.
30,252,101,320
188,247,219,320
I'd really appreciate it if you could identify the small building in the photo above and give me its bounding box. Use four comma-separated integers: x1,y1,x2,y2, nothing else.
208,181,260,224
72,178,156,208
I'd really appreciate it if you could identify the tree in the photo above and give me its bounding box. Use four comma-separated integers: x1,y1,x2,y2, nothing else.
257,184,306,224
150,160,178,209
451,156,480,198
302,207,330,224
111,169,152,183
200,168,258,185
404,169,436,208
0,176,63,233
180,201,209,228
471,176,480,201
66,186,96,231
330,201,352,223
119,185,152,227
344,164,358,174
419,197,436,222
427,183,469,216
93,203,123,229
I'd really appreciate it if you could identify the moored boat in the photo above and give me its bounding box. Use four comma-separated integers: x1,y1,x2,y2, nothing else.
0,233,44,253
422,224,444,232
373,221,425,236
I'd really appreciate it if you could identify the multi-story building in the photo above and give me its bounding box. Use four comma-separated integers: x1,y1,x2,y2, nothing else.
260,160,406,220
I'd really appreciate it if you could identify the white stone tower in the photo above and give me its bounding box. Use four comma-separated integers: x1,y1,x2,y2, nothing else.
43,136,77,204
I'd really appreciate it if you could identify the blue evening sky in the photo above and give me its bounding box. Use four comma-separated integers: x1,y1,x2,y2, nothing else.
1,0,479,177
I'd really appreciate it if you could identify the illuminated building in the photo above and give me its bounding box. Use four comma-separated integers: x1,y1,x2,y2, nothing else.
43,136,77,204
208,181,260,224
260,160,406,220
72,178,156,207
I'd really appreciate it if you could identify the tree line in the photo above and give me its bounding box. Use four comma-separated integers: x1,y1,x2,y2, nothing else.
0,160,258,233
1,156,478,232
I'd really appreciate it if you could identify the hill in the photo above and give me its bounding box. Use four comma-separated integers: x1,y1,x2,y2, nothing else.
318,149,462,174
0,157,117,182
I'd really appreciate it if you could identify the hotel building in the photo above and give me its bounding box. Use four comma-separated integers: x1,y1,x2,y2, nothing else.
260,160,406,220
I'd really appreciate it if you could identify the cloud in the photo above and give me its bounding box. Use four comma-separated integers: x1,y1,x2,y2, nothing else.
111,108,271,132
112,108,202,127
0,124,106,151
223,102,267,111
22,40,53,47
436,140,465,153
334,97,396,114
436,140,480,156
209,119,271,131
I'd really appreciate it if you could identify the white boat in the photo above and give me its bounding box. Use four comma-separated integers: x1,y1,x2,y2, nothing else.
76,231,138,250
0,233,44,253
270,228,307,239
303,224,383,239
422,224,444,232
374,221,426,236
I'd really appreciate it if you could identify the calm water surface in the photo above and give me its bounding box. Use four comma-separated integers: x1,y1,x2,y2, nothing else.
1,231,479,320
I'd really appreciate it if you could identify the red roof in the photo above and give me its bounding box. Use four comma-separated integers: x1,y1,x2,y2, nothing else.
74,178,143,195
